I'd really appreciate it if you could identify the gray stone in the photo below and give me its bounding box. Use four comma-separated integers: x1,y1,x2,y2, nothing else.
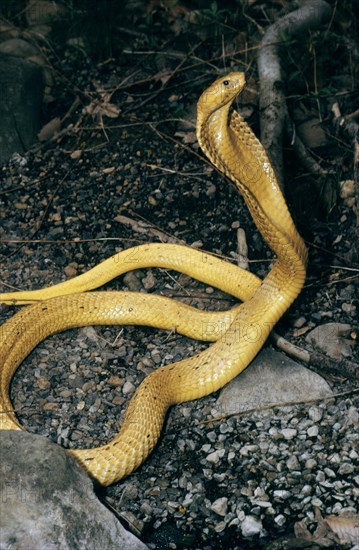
0,431,148,550
123,271,143,291
281,428,298,440
305,323,353,360
0,54,43,161
300,485,312,496
286,455,300,470
293,316,306,328
305,458,317,470
216,349,333,414
210,497,228,516
0,38,39,58
142,271,156,290
342,303,356,314
206,449,225,464
274,514,286,526
307,425,319,437
273,490,291,500
338,463,354,475
214,520,227,533
348,406,359,425
308,406,323,422
240,515,263,537
122,380,136,395
324,468,336,478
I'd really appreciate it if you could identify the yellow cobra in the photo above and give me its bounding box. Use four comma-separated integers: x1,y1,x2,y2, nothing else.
0,73,307,485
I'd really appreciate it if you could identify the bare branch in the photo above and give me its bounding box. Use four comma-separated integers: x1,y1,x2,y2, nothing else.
257,0,332,187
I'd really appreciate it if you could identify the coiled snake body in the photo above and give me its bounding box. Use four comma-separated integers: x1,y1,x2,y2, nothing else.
0,73,307,485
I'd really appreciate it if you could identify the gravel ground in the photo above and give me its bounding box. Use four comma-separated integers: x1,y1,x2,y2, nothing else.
0,51,358,548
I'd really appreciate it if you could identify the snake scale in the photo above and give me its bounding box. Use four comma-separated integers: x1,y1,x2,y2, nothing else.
0,73,307,485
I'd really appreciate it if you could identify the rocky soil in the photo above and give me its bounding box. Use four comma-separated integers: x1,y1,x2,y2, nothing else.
0,1,358,548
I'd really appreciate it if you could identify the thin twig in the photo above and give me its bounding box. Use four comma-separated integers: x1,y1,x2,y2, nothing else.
196,388,359,425
271,332,310,363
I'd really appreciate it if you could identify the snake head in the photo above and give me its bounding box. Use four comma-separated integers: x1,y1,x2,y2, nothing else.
197,72,246,118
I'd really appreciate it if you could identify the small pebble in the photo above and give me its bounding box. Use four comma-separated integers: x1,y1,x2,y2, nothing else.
273,490,291,500
293,316,306,328
274,514,286,526
122,381,135,395
342,303,356,314
305,458,317,470
210,497,228,517
241,516,263,537
214,520,227,533
338,463,354,475
281,428,297,440
287,455,300,470
308,406,323,422
206,450,225,464
307,426,319,437
63,263,78,277
36,377,51,390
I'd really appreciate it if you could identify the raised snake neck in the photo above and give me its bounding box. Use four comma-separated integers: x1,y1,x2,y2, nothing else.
0,72,307,485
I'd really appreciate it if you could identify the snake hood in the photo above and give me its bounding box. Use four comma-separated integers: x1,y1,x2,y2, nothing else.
197,72,246,122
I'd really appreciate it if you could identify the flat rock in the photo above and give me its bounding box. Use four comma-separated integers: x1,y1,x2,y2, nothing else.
0,431,148,550
216,348,333,414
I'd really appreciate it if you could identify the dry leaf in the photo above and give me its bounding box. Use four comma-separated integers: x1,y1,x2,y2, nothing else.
332,234,342,245
153,69,172,85
175,130,197,144
83,100,120,121
294,509,359,547
325,514,359,545
83,88,120,123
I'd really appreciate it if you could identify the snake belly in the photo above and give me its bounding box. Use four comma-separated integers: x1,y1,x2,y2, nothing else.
0,72,307,485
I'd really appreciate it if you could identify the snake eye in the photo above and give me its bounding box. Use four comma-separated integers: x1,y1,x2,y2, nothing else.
223,80,230,86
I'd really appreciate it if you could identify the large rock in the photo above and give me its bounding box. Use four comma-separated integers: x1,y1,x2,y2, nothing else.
0,38,39,58
0,53,43,161
305,323,354,360
0,431,147,550
216,348,333,415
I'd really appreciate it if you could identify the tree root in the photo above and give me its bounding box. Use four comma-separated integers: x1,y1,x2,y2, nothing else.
257,0,332,187
271,332,359,382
